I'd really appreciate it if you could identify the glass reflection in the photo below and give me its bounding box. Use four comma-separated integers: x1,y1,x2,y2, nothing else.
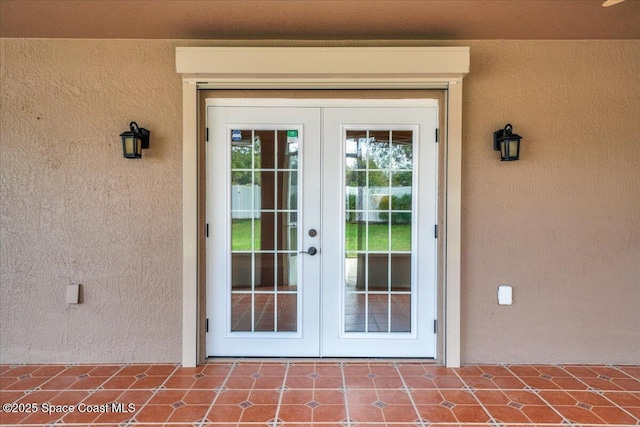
230,128,300,333
343,128,415,335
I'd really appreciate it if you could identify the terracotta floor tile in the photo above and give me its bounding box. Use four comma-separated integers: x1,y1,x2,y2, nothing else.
592,405,638,424
454,365,483,376
147,388,186,405
520,404,564,423
0,390,26,404
19,409,64,425
215,389,251,405
4,376,53,391
604,390,640,407
202,363,233,376
278,404,313,422
313,376,343,389
248,389,280,405
0,408,30,425
206,403,243,422
129,404,175,423
101,376,137,389
508,365,542,377
183,389,217,404
623,405,640,419
617,365,640,378
163,375,197,389
285,375,315,389
314,389,346,405
579,376,626,391
376,389,413,405
281,389,313,405
117,389,154,405
1,366,43,377
613,377,640,391
2,361,639,425
368,364,400,376
432,375,465,389
396,364,427,376
56,365,99,377
373,375,404,388
130,375,167,389
238,403,278,423
349,403,385,422
313,404,346,422
493,376,528,389
60,407,101,424
439,389,478,405
49,390,91,405
259,363,287,376
381,404,419,422
31,365,68,377
555,405,607,424
410,389,444,405
66,375,111,390
402,375,438,389
167,403,210,422
314,364,343,377
474,390,513,405
192,375,228,389
252,375,286,389
414,404,457,423
81,389,125,405
568,390,617,406
484,404,531,423
93,409,135,425
15,389,61,404
451,404,491,423
224,375,258,389
345,376,377,389
146,364,178,376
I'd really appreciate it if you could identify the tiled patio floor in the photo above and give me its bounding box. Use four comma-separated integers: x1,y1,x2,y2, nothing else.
1,361,638,426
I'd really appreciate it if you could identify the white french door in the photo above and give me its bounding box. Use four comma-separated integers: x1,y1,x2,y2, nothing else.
207,100,438,358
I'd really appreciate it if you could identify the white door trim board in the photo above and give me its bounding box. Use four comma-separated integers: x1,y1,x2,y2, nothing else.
177,46,469,367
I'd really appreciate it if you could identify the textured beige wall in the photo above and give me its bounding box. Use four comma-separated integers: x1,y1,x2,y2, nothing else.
460,40,640,364
0,40,184,363
1,39,638,364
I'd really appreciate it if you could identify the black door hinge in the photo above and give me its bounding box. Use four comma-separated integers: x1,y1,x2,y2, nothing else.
206,224,209,237
435,128,439,143
206,127,209,142
434,319,438,334
206,318,209,333
434,224,438,238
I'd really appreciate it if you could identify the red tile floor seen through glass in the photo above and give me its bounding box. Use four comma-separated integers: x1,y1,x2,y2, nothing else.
1,361,638,426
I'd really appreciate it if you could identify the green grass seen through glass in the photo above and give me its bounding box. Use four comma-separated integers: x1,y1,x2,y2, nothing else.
231,219,410,252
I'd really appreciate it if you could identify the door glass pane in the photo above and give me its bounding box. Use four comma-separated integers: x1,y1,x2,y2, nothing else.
277,294,298,332
230,129,299,332
390,294,411,332
344,129,414,333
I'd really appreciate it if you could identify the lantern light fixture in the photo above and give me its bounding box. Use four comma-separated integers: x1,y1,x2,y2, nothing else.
493,123,522,161
120,121,150,158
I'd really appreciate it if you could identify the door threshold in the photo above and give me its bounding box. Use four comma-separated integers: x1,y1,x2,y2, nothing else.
205,357,439,364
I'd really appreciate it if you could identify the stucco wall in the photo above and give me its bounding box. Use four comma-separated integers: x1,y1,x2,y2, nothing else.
1,39,638,364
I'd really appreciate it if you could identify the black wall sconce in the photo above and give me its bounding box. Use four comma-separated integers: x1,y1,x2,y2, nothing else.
493,123,522,161
120,121,150,158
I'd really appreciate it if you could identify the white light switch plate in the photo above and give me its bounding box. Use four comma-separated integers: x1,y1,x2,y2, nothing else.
498,285,513,305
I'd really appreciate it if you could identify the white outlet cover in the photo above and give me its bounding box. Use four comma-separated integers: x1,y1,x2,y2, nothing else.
66,283,80,304
498,285,513,305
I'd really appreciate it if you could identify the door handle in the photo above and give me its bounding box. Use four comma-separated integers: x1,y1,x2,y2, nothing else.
299,247,318,256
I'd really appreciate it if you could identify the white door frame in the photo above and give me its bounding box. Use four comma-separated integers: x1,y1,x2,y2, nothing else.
176,46,469,367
